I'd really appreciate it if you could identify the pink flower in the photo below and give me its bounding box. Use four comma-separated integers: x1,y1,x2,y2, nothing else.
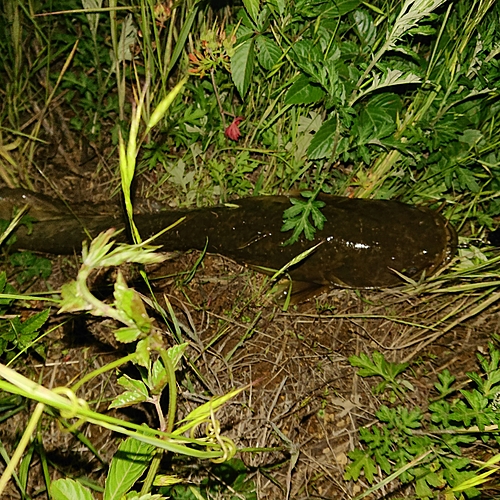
224,116,244,141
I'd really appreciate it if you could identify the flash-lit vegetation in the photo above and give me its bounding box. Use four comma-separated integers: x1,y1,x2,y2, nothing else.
0,0,500,498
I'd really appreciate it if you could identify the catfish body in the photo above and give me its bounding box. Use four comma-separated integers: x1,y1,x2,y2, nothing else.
0,188,457,288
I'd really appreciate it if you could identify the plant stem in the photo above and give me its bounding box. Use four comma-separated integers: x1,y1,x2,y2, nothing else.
0,402,44,495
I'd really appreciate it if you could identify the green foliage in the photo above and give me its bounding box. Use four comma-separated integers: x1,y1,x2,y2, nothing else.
281,191,327,245
109,347,187,410
50,478,94,500
9,251,52,285
349,351,411,399
346,343,500,498
50,438,158,500
0,270,49,358
0,308,50,359
103,438,155,500
161,459,256,500
225,0,500,239
0,231,244,497
1,0,500,497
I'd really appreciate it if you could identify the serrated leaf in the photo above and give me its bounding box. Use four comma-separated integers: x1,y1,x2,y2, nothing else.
415,475,434,498
307,116,337,159
349,352,379,375
104,438,155,500
114,272,151,333
344,448,377,484
58,281,92,314
242,0,260,25
231,39,255,98
285,75,325,105
17,308,50,336
310,201,326,228
150,344,188,394
117,375,149,397
109,390,149,409
356,93,401,143
434,369,456,396
255,35,281,70
167,342,188,370
50,478,94,500
135,338,150,367
114,326,143,344
150,358,169,394
353,9,376,46
281,194,327,245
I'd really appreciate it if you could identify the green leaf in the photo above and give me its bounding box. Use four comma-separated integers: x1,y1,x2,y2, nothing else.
349,351,408,380
50,478,94,500
231,39,255,98
104,438,155,500
117,375,149,397
344,448,377,484
415,472,438,497
114,272,151,333
9,251,52,284
353,9,376,46
255,35,281,70
281,194,326,245
307,116,337,160
114,327,143,344
242,0,260,25
167,343,188,370
108,390,148,409
285,75,325,105
59,281,92,314
17,308,50,336
135,338,151,367
434,369,456,398
150,344,188,394
150,358,169,394
296,0,361,17
355,93,401,144
459,129,483,146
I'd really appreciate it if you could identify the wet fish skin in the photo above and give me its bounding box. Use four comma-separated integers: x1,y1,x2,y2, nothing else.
0,188,457,288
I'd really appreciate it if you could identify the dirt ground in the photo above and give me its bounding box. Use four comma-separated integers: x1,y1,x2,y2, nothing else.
4,245,499,499
1,152,499,499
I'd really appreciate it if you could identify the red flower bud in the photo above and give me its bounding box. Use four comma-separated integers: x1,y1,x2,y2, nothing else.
224,116,244,141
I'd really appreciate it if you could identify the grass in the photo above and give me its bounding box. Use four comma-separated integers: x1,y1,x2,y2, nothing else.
0,0,499,497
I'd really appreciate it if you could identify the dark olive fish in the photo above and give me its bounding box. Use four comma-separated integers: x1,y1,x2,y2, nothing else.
0,188,457,288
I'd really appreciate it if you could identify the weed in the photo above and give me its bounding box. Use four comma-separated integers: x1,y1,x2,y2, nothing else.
0,229,244,497
0,0,499,497
346,345,500,499
228,0,500,241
